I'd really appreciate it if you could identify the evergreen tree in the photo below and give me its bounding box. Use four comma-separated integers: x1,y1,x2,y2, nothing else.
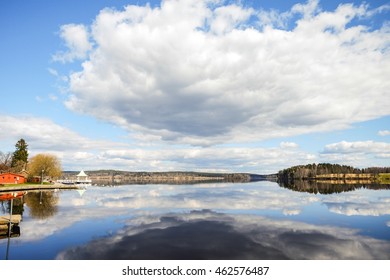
11,138,29,168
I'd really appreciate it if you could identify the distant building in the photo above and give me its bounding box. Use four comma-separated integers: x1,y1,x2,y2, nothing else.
58,170,91,186
76,170,91,184
0,172,26,184
29,176,41,183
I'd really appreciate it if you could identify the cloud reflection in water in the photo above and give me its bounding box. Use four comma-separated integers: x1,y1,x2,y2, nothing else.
56,210,390,260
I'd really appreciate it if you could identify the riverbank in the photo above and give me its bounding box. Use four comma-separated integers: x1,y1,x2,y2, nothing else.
0,182,79,192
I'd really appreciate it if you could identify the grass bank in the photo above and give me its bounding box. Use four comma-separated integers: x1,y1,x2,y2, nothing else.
0,182,79,192
0,182,52,187
377,173,390,184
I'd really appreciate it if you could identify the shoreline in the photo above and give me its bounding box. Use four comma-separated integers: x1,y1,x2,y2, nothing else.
0,182,80,192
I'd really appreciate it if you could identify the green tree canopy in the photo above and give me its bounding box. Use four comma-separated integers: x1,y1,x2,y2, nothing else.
27,153,62,179
11,138,29,169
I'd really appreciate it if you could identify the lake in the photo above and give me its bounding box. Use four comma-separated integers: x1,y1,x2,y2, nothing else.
1,181,390,260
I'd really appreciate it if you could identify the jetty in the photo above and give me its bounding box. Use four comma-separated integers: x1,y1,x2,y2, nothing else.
0,214,22,239
0,214,21,225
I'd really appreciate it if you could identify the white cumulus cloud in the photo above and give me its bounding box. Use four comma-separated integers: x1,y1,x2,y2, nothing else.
378,130,390,136
323,141,390,154
0,114,129,170
53,24,92,62
280,142,298,149
0,114,318,173
56,0,390,146
320,140,390,166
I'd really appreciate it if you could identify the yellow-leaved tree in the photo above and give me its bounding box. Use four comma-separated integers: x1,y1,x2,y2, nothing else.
27,154,62,180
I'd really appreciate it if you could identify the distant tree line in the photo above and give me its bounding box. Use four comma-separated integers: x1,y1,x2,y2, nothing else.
62,170,253,184
278,163,390,182
360,167,390,175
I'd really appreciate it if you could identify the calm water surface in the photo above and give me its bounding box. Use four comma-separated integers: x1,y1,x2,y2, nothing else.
1,181,390,260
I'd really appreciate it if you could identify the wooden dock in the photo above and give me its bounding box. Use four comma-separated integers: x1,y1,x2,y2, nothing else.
0,214,21,239
0,214,21,225
0,214,22,234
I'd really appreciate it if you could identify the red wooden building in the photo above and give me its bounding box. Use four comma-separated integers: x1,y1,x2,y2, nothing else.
0,172,26,184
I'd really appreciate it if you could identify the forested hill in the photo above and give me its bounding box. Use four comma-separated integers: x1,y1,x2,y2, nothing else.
277,163,390,181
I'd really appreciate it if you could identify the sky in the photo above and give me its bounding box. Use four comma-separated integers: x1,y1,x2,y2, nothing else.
0,0,389,174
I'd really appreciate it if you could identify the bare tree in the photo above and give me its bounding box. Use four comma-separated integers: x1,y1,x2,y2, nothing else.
0,151,13,172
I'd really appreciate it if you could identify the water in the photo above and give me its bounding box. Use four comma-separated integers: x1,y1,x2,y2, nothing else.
1,181,390,260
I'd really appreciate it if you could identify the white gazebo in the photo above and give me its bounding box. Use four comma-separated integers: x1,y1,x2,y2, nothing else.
76,170,92,186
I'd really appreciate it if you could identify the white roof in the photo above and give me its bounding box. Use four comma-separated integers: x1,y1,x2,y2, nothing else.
77,170,88,177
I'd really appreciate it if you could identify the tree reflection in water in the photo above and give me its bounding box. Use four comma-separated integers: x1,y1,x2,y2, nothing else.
278,180,390,194
24,191,59,219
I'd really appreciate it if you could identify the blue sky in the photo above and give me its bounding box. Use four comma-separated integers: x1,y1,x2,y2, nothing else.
0,0,389,174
